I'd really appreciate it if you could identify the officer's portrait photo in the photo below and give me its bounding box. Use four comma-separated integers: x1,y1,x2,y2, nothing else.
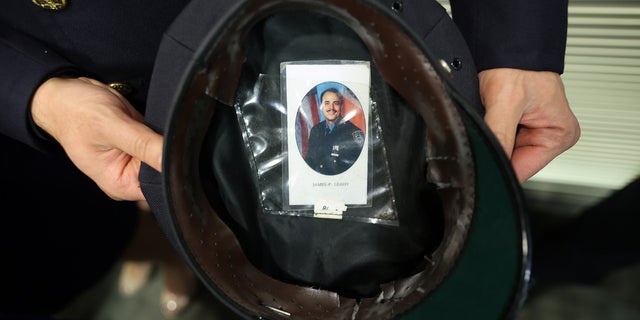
295,81,366,175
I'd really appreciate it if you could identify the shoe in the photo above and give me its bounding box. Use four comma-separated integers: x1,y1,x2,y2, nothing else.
118,261,153,296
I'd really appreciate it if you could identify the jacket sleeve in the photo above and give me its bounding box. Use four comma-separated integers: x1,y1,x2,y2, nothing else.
449,0,568,74
0,23,80,152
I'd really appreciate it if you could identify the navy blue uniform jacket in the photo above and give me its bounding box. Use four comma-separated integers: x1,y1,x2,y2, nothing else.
305,119,365,175
0,0,568,154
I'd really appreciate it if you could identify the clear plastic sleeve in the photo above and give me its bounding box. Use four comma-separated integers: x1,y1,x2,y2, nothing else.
234,60,398,226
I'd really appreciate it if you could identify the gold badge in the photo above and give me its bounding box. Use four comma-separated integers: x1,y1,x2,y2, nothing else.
32,0,67,10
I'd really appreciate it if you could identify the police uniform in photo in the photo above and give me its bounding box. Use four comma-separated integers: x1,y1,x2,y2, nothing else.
305,118,365,175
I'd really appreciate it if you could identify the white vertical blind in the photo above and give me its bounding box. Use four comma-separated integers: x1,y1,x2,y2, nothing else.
531,1,640,190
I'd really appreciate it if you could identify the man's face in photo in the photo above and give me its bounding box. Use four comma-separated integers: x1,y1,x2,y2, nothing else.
321,91,342,124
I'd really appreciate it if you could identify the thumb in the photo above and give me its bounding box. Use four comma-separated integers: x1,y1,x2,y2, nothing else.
483,104,521,159
114,120,164,172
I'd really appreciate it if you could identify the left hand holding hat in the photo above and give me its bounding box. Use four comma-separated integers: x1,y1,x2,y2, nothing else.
31,76,164,201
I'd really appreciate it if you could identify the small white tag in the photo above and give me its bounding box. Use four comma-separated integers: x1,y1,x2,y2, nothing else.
313,200,347,219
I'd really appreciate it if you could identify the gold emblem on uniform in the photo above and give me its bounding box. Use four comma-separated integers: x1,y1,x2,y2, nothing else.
32,0,67,10
108,82,133,96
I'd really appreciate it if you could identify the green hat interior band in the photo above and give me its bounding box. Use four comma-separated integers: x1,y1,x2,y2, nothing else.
139,0,530,319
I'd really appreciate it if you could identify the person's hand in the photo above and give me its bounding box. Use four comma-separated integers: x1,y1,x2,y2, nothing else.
479,68,581,183
31,76,163,200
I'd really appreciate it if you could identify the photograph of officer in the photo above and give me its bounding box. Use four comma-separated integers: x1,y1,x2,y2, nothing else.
304,86,365,175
